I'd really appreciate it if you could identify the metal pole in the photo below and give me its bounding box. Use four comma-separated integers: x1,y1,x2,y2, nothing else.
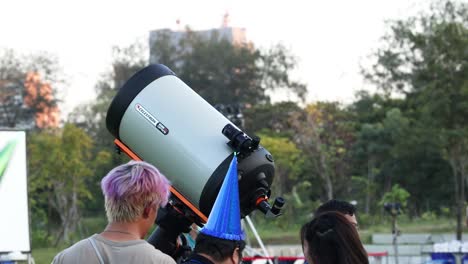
392,215,399,264
245,216,273,264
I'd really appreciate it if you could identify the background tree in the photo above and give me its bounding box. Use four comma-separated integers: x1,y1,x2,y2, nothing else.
364,0,468,238
289,102,356,201
349,91,453,217
0,49,62,129
243,102,301,136
27,124,108,245
351,108,409,213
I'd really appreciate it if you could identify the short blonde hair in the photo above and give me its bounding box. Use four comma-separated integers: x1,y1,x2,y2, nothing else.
101,161,171,222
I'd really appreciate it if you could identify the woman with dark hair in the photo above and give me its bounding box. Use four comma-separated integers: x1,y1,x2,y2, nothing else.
300,211,369,264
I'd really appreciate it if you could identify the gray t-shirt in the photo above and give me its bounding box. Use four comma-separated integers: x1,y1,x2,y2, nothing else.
52,234,176,264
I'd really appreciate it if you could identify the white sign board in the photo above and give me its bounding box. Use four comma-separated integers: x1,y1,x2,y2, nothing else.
0,131,30,253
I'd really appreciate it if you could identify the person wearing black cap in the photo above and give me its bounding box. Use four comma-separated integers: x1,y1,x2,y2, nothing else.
182,155,246,264
315,199,358,230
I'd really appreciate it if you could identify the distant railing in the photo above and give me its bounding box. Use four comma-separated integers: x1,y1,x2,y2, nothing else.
368,251,389,264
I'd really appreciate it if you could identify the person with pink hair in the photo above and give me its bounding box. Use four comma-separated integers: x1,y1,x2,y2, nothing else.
52,160,176,264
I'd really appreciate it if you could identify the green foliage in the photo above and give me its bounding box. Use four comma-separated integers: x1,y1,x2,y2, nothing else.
32,247,63,264
257,134,304,195
364,0,468,237
80,216,108,237
421,211,438,221
288,102,357,200
379,184,411,207
27,124,107,245
244,102,301,136
440,206,451,217
31,229,53,249
356,213,375,230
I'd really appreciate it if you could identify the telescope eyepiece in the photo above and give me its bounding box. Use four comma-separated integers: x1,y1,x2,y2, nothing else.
270,197,285,216
255,196,285,218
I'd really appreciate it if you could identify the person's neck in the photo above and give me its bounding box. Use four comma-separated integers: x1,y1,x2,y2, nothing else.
101,222,143,241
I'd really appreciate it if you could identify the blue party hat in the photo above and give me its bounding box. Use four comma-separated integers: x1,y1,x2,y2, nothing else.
200,154,245,241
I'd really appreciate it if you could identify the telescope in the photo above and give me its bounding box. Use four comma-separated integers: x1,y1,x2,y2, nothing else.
106,64,284,257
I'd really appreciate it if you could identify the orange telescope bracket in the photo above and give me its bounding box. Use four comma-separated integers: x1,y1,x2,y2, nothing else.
114,139,208,223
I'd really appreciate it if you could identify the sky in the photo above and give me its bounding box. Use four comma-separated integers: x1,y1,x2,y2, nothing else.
0,0,427,117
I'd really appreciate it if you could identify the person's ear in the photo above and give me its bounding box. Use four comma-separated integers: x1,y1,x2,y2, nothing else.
231,248,240,264
143,206,151,218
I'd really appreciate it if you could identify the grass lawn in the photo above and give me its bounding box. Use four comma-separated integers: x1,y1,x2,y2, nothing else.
30,216,107,264
31,247,61,264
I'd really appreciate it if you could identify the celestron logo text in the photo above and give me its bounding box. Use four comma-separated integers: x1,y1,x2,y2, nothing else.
136,104,158,126
135,104,169,135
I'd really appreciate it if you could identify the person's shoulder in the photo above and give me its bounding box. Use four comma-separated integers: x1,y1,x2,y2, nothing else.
51,251,64,264
153,251,176,264
51,237,93,263
139,243,176,264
